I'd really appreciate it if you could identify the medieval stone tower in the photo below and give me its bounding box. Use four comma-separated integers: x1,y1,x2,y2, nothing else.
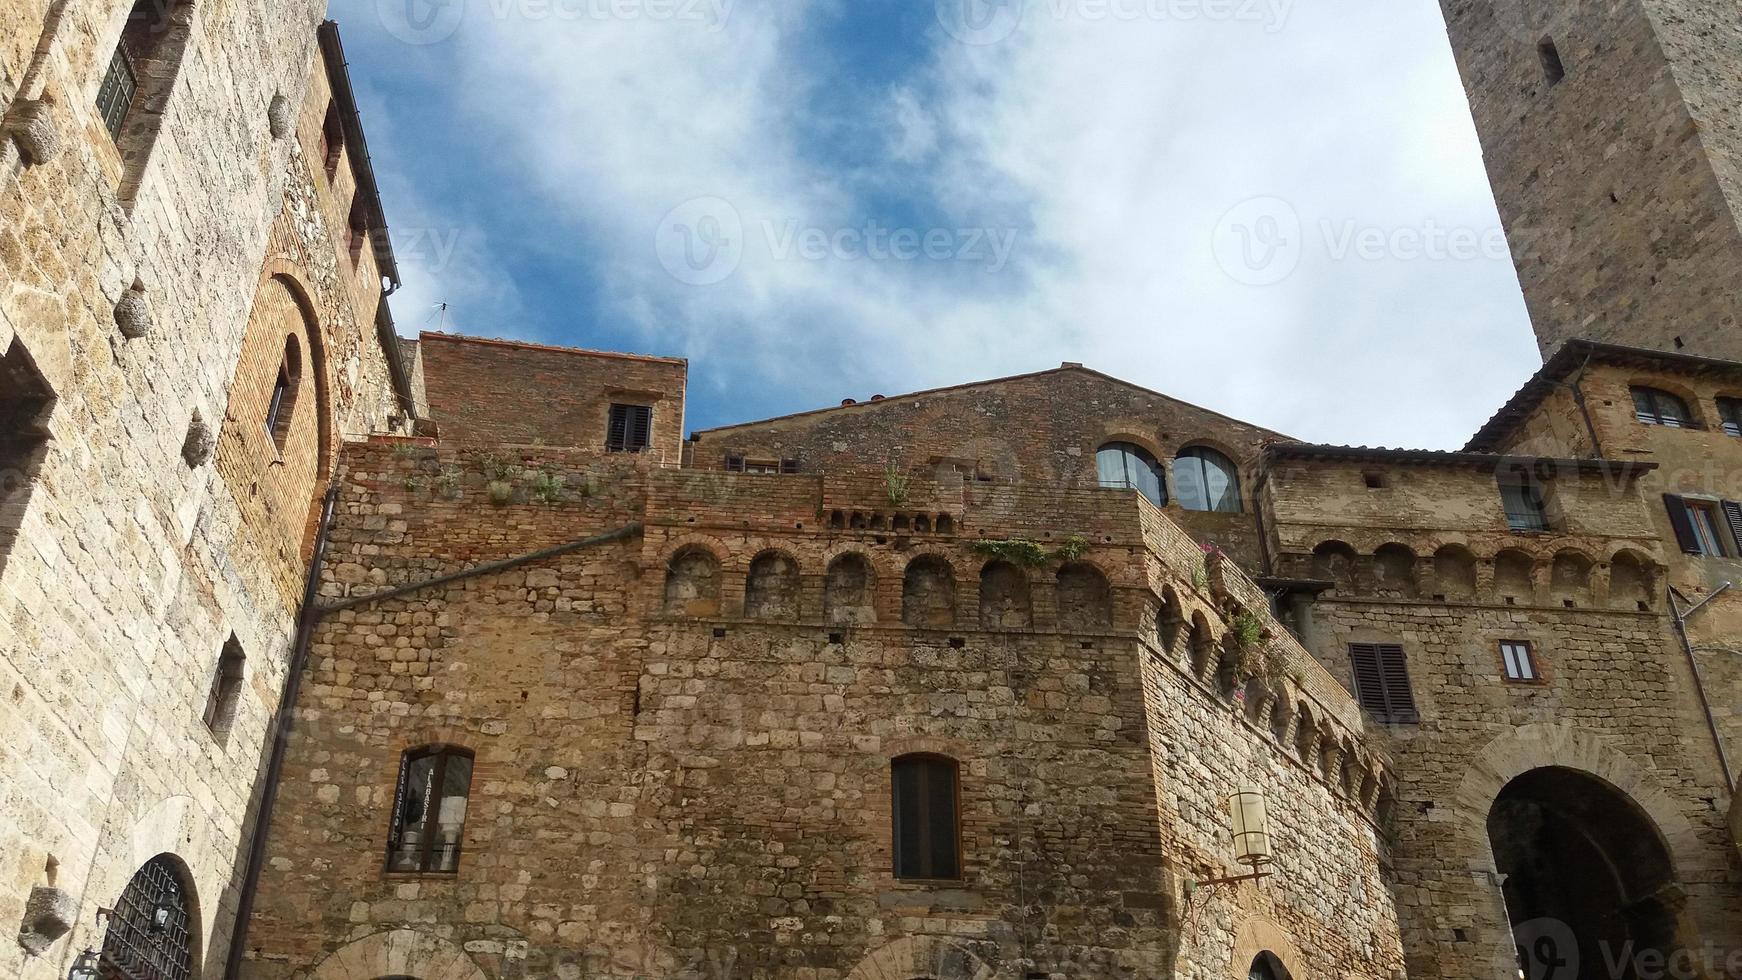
1439,0,1742,360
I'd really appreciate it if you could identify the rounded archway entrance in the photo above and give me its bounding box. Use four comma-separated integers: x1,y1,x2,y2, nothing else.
1488,767,1685,979
1247,951,1293,980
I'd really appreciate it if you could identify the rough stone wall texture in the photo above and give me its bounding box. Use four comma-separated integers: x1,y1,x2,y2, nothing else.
239,440,1398,980
1438,0,1742,360
691,367,1281,570
419,332,688,458
0,8,405,979
1472,357,1742,780
1263,452,1742,980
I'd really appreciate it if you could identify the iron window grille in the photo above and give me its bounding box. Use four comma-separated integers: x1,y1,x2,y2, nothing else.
99,856,194,980
386,746,474,874
1631,386,1695,428
892,754,962,880
96,45,139,141
1348,643,1419,724
1500,640,1538,682
606,404,653,453
1499,477,1551,532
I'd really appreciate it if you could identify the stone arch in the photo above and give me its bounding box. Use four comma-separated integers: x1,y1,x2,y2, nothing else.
902,555,956,628
744,550,800,620
1372,543,1417,598
99,852,203,980
1432,544,1477,598
1156,587,1186,654
308,929,489,980
1311,541,1357,593
825,552,876,625
1267,694,1293,743
978,560,1032,629
1228,917,1306,980
1608,548,1655,610
1492,549,1535,604
1055,561,1113,630
255,267,334,481
663,545,722,616
1188,611,1216,679
843,935,997,980
1548,549,1594,607
1450,723,1714,873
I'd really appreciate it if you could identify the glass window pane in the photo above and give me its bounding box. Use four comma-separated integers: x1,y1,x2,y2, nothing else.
1176,449,1241,512
1096,443,1164,507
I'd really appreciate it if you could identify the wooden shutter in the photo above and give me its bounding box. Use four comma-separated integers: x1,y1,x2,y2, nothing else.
606,406,629,452
1349,643,1418,724
892,756,960,880
628,405,652,451
1664,494,1701,553
1723,501,1742,555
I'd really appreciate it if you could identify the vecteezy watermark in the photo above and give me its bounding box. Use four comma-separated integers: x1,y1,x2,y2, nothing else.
1211,196,1531,286
378,0,733,45
654,197,1019,285
935,0,1293,44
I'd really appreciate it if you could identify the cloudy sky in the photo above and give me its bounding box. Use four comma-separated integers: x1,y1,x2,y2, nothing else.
339,0,1541,449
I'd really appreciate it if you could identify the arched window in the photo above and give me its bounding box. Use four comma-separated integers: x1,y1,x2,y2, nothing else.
1096,442,1166,507
892,754,961,880
264,335,302,452
1174,447,1242,512
387,746,474,874
99,855,196,980
1631,386,1694,427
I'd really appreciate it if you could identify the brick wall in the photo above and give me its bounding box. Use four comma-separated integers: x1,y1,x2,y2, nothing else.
420,332,688,458
239,439,1399,980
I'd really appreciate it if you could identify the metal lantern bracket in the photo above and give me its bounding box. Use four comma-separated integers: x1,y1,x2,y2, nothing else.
1181,866,1274,921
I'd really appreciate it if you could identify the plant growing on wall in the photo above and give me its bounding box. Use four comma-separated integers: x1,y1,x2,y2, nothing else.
1053,534,1090,562
435,466,462,500
527,470,565,504
972,539,1051,567
487,480,515,506
885,467,911,507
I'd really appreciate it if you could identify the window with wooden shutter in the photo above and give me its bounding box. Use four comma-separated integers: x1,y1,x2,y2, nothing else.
892,754,961,880
1348,643,1418,724
1724,502,1742,555
606,404,653,453
1665,494,1700,553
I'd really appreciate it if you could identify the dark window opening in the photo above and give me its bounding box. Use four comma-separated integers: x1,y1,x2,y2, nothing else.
1631,386,1695,428
97,0,193,201
1500,640,1538,682
264,335,301,452
1348,643,1419,724
1095,442,1166,507
201,636,246,737
99,855,195,980
1538,38,1566,85
347,197,370,264
892,754,962,880
320,99,345,177
1717,397,1742,438
1175,447,1243,512
386,745,474,874
0,340,56,576
606,404,653,454
1363,472,1387,489
724,454,746,472
1499,472,1551,532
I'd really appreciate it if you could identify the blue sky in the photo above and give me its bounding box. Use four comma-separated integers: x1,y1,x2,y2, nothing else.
337,0,1541,449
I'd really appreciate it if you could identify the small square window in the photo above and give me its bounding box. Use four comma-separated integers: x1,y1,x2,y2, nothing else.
606,404,653,454
1499,475,1551,532
1500,640,1538,682
1363,473,1387,490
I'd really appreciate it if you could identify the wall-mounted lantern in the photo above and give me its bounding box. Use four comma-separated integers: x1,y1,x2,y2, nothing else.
66,948,100,980
1183,785,1276,909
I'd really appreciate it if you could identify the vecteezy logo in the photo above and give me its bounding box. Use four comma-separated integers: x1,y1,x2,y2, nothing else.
655,197,745,286
378,0,466,45
1211,196,1302,287
1513,917,1579,980
935,0,1025,45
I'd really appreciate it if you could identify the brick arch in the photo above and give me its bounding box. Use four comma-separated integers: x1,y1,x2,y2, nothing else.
254,263,334,482
1228,915,1307,980
655,533,730,566
843,935,996,980
307,929,488,980
1450,722,1716,873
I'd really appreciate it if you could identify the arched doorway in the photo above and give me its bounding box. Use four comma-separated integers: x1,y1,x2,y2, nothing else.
1488,768,1685,980
1248,952,1293,980
98,854,198,980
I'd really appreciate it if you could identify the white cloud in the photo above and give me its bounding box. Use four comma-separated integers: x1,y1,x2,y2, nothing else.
365,0,1541,449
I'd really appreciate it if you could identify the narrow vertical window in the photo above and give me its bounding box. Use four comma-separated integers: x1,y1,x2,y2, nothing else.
320,100,345,177
1717,397,1742,437
1348,643,1419,724
892,754,961,880
1498,472,1551,532
1538,38,1566,86
202,636,246,737
387,746,475,874
347,198,370,264
95,0,194,201
264,335,302,452
1499,640,1537,682
0,338,56,576
606,404,653,454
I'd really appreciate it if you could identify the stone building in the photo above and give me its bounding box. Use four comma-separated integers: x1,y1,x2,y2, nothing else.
4,3,1742,980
